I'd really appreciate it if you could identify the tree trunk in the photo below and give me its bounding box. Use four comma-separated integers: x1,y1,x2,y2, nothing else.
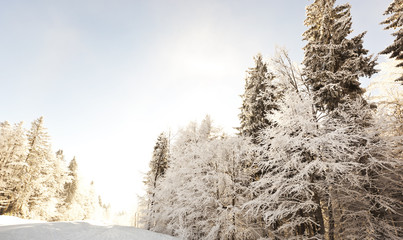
328,199,335,240
313,191,325,236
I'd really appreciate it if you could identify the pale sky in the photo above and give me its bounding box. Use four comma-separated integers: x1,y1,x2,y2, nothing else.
0,0,393,212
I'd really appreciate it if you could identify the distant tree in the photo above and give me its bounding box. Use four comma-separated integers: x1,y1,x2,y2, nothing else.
58,163,103,221
9,117,53,218
381,0,403,83
65,157,78,205
150,117,258,239
366,58,403,136
0,121,27,214
239,54,277,142
150,121,200,236
303,0,377,112
49,150,71,220
144,132,170,230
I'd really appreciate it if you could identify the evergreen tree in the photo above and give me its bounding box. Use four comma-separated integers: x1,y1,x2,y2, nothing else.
0,121,27,214
11,117,54,217
8,117,70,220
65,157,78,205
145,132,170,230
303,0,377,112
247,87,402,239
150,118,257,239
47,149,70,221
239,54,277,142
381,0,403,83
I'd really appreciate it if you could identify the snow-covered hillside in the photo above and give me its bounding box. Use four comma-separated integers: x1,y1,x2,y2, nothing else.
0,216,177,240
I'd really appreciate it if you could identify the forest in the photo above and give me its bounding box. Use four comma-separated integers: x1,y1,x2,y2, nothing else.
0,116,111,221
0,0,402,239
141,0,403,239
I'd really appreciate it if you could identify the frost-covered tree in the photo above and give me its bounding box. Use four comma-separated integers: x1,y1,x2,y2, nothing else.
4,117,70,220
303,0,377,112
209,136,257,240
366,58,403,136
40,149,70,221
150,119,211,237
57,158,105,221
239,54,277,142
148,117,258,239
10,117,54,218
0,118,104,221
247,90,326,239
55,156,78,220
0,121,27,214
381,0,403,83
64,157,78,205
247,86,402,239
144,132,170,230
325,99,402,239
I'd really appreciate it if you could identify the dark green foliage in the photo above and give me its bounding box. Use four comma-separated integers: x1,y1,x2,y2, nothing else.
238,54,277,143
303,0,377,112
381,0,403,83
145,132,170,230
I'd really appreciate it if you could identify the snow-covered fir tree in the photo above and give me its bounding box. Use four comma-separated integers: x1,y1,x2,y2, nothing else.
147,116,258,239
303,0,377,112
144,132,170,230
366,58,403,136
0,121,27,214
64,157,78,205
247,89,327,239
57,158,105,221
247,85,402,239
238,54,277,142
10,117,55,218
381,0,403,83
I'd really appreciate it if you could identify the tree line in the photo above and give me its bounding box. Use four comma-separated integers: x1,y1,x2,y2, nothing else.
0,117,110,221
142,0,402,239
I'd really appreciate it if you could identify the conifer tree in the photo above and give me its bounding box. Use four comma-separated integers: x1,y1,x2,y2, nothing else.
10,117,66,219
0,121,27,214
381,0,403,83
239,54,277,142
64,157,78,205
303,0,377,112
150,118,257,239
145,132,170,230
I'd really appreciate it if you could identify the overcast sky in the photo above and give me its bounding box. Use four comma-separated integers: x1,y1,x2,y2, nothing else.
0,0,393,211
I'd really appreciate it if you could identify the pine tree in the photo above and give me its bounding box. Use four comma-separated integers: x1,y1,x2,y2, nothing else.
149,118,257,239
10,117,66,219
64,157,78,205
247,86,402,239
381,0,403,83
303,0,377,112
0,121,27,214
239,54,277,142
145,132,170,230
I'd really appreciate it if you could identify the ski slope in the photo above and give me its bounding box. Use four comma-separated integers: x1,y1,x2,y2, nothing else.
0,216,177,240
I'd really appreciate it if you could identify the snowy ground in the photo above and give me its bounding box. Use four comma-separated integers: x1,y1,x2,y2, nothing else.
0,216,177,240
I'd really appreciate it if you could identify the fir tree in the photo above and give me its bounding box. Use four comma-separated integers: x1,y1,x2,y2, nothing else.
303,0,377,112
64,157,78,205
239,54,277,142
145,132,170,230
149,118,257,239
0,121,27,214
11,117,53,217
381,0,403,83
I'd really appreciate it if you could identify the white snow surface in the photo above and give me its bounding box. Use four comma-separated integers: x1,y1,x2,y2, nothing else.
0,216,177,240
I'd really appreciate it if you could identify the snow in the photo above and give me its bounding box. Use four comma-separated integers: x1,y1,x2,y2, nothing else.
0,216,177,240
